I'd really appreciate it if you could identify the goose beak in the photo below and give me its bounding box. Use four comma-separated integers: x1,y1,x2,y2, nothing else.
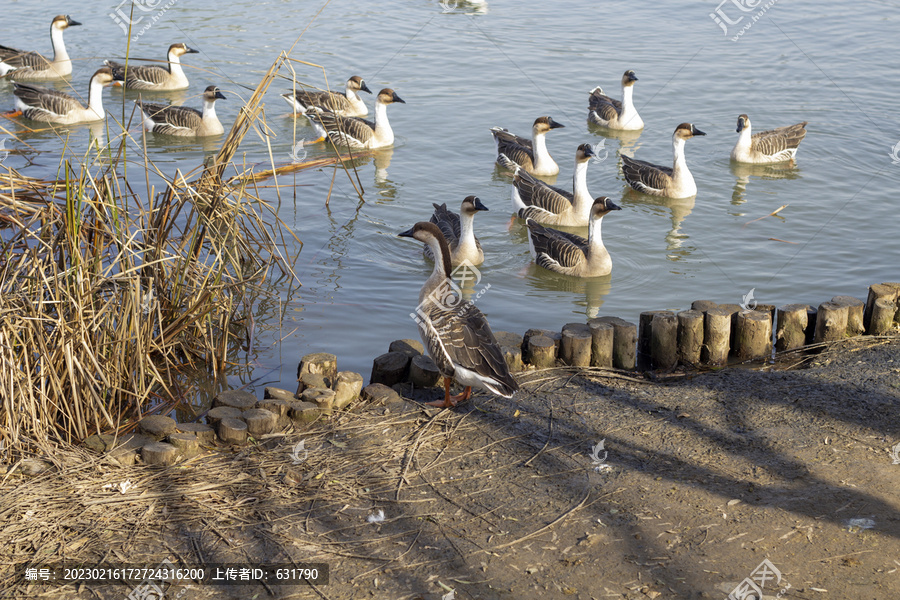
582,145,596,158
607,199,622,211
391,91,406,104
548,118,565,129
473,197,489,211
215,91,226,100
691,126,706,137
185,46,199,54
360,81,372,94
736,119,745,133
67,17,82,26
627,72,638,82
398,226,415,238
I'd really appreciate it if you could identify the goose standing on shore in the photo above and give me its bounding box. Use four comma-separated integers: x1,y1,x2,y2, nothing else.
400,222,518,408
281,75,371,117
424,196,489,266
526,197,621,277
0,15,81,80
490,116,565,176
135,85,226,137
731,114,808,164
499,143,598,226
105,43,198,91
11,67,113,124
621,123,705,198
309,88,405,149
588,70,643,131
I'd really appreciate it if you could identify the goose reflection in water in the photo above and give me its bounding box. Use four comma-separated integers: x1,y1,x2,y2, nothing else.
620,186,695,261
523,263,611,319
729,160,802,206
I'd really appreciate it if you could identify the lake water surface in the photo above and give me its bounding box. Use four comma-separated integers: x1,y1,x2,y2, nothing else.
3,0,898,396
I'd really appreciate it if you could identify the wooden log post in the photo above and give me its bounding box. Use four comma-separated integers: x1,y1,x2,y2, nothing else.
814,301,848,344
717,304,742,354
167,433,200,458
650,312,678,370
495,332,525,373
217,418,248,445
588,320,614,368
639,310,671,370
333,371,364,409
703,307,732,366
869,298,898,335
207,406,243,425
691,300,718,313
865,284,900,333
522,329,560,364
370,352,410,387
142,442,181,466
735,310,772,361
213,390,257,411
297,352,338,384
831,296,865,337
175,422,216,445
242,408,278,436
677,310,704,367
409,355,441,388
590,317,637,370
301,387,336,416
775,304,810,352
528,335,557,369
560,324,592,367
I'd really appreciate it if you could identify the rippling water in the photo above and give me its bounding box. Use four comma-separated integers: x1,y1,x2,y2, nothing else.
3,0,898,392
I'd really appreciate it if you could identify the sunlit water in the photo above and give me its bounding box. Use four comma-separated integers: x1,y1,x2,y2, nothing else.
2,0,898,396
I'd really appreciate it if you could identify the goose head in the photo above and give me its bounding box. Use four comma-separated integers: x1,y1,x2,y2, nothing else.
590,196,621,219
736,114,751,133
377,88,405,105
348,76,372,94
168,43,199,59
203,85,226,101
533,116,565,135
460,195,489,216
674,123,706,140
621,70,638,87
399,222,451,276
52,15,81,31
90,66,115,87
575,142,596,163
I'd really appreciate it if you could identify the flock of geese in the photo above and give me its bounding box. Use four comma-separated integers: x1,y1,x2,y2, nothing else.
0,15,810,409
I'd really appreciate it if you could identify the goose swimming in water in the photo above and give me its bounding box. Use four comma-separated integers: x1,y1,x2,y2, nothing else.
526,197,621,278
588,70,643,131
12,67,113,124
308,88,404,149
0,15,81,80
134,85,226,137
498,143,598,226
490,116,565,176
621,123,705,198
281,75,371,117
731,114,808,164
424,196,488,267
400,221,518,408
105,43,198,91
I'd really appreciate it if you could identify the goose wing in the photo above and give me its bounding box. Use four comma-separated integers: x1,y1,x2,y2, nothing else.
491,127,534,171
527,219,588,271
588,87,622,122
311,111,375,145
429,203,461,247
106,61,172,88
422,301,518,397
13,83,79,119
0,45,48,70
136,100,202,135
751,122,808,156
621,155,672,194
513,168,573,219
292,89,351,113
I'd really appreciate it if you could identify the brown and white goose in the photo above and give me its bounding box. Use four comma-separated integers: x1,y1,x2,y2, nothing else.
587,70,643,131
621,123,705,198
135,85,226,137
12,67,113,124
400,221,518,408
498,143,598,226
0,15,80,80
281,76,371,117
526,197,621,278
424,196,489,267
105,43,198,91
490,116,565,176
731,114,808,164
308,88,404,149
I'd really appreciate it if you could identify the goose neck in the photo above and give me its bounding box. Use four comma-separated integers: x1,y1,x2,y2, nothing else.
50,26,69,62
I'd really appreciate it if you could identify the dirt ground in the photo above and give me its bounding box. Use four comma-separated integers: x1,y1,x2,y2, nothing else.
2,336,899,600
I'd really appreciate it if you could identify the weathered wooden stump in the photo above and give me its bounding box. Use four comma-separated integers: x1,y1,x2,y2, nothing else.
289,401,321,424
650,312,678,370
495,331,525,373
717,304,742,353
360,383,402,405
522,329,560,364
263,387,296,402
297,372,330,394
865,284,900,333
814,301,848,343
167,433,200,458
297,352,338,384
831,296,865,337
242,408,278,436
409,355,441,388
370,351,410,387
869,298,898,335
207,406,243,424
142,442,180,466
217,418,248,445
703,307,732,366
735,310,772,361
754,304,777,320
213,389,257,411
258,398,291,428
389,339,423,358
301,387,336,416
138,415,177,441
639,310,673,370
528,335,557,368
775,304,810,352
333,371,364,408
691,300,718,313
591,317,637,370
677,310,704,367
560,323,592,367
175,422,216,445
588,320,613,368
